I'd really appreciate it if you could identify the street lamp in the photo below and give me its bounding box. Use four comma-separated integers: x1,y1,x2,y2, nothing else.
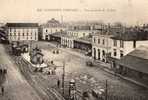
105,80,108,100
62,61,65,95
69,79,76,100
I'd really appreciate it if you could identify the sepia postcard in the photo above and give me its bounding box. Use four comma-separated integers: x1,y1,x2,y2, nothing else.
0,0,148,100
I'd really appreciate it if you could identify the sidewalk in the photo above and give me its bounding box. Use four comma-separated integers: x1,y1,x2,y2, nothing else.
48,42,148,89
0,44,41,100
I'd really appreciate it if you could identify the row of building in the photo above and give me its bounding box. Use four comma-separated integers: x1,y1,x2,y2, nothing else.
1,19,148,86
0,18,66,42
48,23,148,86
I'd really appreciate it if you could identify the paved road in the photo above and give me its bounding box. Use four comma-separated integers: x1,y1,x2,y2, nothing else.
0,44,41,100
35,41,148,98
10,49,65,100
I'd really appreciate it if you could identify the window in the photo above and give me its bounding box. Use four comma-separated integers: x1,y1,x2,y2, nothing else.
23,33,24,36
102,39,105,45
102,50,105,56
120,40,124,48
120,50,123,57
113,49,117,56
113,40,117,46
98,39,100,44
83,33,85,36
93,37,96,43
133,40,136,48
93,48,96,59
46,29,48,32
98,49,100,59
27,33,29,36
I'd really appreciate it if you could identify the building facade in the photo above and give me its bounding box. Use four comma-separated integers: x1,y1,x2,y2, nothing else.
92,32,113,62
6,23,38,42
109,31,148,70
61,30,94,48
111,38,148,60
117,46,148,87
40,18,66,40
61,36,74,48
74,36,92,56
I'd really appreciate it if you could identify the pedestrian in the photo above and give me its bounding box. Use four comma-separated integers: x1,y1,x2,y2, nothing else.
57,79,60,88
1,85,4,96
0,69,2,74
51,61,54,65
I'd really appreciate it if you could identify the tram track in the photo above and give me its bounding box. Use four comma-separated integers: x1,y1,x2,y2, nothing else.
12,56,65,100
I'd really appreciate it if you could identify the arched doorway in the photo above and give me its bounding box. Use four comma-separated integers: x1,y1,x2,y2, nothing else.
93,48,96,59
45,35,48,40
98,49,100,60
102,50,105,62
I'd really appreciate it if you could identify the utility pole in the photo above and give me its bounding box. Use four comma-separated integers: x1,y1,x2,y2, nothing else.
106,23,110,63
62,61,65,95
105,80,108,100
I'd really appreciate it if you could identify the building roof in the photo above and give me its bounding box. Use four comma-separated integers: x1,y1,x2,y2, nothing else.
111,29,148,41
6,23,39,27
75,35,92,44
62,34,78,39
50,32,66,37
41,18,64,28
47,18,60,24
67,30,94,32
93,31,114,38
118,46,148,74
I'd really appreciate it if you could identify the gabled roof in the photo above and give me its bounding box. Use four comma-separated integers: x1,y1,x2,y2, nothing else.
6,23,39,27
118,46,148,74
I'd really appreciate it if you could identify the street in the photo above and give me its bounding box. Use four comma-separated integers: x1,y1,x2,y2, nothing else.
35,41,148,98
1,41,148,100
0,44,41,100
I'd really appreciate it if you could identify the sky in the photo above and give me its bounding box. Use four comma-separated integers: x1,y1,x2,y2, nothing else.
0,0,148,25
